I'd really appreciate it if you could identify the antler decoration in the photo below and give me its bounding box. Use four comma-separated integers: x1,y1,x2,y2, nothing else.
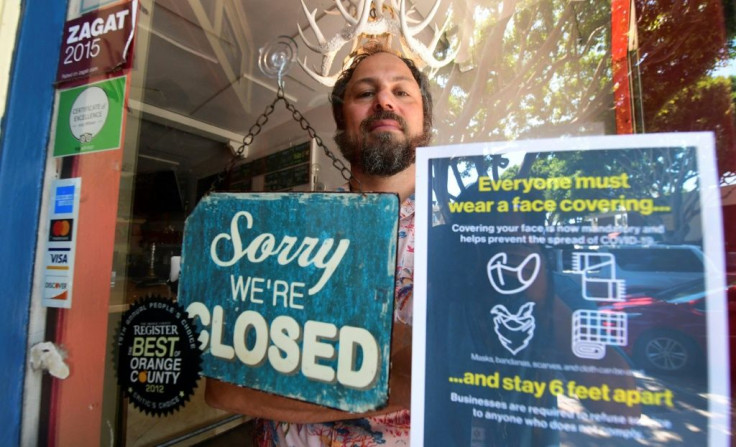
297,0,459,86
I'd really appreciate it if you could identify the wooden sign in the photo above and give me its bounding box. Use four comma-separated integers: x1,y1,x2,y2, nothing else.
179,192,399,412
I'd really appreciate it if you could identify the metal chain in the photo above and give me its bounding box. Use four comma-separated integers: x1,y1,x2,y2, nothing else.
208,87,360,194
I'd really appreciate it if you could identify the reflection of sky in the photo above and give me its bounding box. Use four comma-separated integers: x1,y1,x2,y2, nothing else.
711,55,736,78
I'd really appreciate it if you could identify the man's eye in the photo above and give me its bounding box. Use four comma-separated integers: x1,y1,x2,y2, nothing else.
357,91,374,98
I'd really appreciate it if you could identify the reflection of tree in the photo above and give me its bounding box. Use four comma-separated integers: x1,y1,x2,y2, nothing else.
433,148,699,244
634,0,736,180
436,0,613,144
433,0,614,220
431,0,734,235
532,148,699,243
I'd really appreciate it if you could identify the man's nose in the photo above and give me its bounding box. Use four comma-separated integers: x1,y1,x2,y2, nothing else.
373,90,394,111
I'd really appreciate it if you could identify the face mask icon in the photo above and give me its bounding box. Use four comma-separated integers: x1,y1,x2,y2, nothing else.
486,252,541,295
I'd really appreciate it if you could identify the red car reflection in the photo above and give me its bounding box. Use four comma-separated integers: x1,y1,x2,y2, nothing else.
601,280,734,375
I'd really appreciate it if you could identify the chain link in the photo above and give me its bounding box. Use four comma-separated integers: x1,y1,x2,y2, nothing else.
208,87,360,194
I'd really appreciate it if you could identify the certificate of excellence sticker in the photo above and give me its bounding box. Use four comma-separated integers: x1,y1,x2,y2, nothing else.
116,296,201,416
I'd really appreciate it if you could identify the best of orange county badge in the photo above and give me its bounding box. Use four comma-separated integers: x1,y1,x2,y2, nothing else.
116,296,201,416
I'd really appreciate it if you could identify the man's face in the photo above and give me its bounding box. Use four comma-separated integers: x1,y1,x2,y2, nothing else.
336,52,429,176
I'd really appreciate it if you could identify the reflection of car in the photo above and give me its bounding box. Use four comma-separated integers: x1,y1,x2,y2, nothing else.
552,245,705,295
601,280,733,375
599,245,705,293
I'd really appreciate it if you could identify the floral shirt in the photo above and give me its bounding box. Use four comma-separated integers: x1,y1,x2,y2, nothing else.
394,194,415,325
255,194,415,447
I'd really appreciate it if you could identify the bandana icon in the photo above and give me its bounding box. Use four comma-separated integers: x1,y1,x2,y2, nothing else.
491,302,536,355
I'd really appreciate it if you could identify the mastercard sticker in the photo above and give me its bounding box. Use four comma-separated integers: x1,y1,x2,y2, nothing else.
49,219,74,242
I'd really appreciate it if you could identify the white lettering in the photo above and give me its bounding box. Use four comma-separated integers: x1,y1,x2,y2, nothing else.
188,302,380,388
233,310,269,366
185,302,210,350
301,321,337,383
65,8,130,44
79,21,92,40
268,315,301,374
211,211,350,295
103,13,118,34
67,24,80,44
336,326,379,389
210,305,234,359
116,10,130,29
91,18,104,36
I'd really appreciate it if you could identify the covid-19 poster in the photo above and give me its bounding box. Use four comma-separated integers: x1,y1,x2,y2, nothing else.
412,133,730,445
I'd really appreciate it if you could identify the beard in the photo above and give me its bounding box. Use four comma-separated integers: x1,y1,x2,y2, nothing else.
335,111,431,177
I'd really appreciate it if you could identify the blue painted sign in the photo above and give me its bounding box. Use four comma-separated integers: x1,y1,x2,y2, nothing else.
179,192,399,412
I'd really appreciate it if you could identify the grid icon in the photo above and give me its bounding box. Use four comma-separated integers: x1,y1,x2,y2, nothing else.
572,309,627,359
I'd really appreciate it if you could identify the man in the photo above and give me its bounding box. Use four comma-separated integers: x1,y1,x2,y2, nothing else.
332,43,433,203
331,42,432,327
205,42,433,446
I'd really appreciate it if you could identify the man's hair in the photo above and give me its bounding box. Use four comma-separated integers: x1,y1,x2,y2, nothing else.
330,42,433,135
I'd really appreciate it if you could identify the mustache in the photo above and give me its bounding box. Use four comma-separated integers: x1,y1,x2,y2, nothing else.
360,111,407,133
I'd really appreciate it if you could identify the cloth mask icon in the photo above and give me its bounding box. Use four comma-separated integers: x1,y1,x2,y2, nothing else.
486,252,541,295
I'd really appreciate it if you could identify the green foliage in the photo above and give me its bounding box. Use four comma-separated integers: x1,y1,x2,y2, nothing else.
435,0,612,144
431,0,735,236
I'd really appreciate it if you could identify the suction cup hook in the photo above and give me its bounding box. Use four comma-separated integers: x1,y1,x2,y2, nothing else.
259,35,298,90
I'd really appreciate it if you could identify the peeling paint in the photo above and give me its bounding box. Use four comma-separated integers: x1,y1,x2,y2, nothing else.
179,192,399,412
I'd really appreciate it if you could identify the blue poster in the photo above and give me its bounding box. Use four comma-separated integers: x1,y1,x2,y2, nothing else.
179,192,398,412
413,133,730,445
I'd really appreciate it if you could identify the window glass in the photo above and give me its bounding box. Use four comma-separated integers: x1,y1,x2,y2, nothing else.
91,0,735,444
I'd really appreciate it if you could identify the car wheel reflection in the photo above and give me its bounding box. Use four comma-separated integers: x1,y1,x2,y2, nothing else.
635,330,701,374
